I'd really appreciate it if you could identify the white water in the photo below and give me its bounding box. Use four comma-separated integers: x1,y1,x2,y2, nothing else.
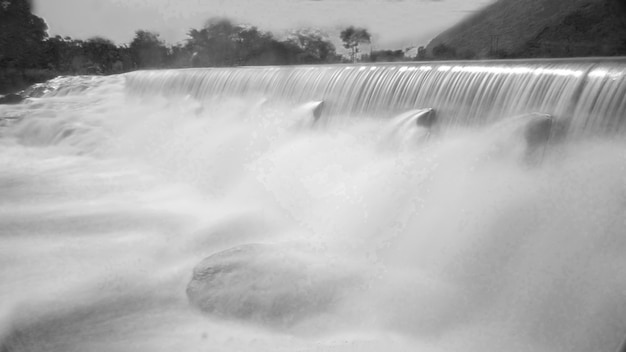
1,62,626,352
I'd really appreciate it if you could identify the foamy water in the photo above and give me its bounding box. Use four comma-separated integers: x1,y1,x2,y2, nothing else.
1,64,626,352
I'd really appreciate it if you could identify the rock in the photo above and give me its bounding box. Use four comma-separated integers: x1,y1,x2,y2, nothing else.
0,93,24,105
521,113,569,165
311,101,324,122
414,108,437,128
186,243,357,327
523,113,553,148
292,101,325,128
381,108,438,147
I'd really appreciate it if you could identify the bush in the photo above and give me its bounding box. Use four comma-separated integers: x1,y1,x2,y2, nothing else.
0,68,58,94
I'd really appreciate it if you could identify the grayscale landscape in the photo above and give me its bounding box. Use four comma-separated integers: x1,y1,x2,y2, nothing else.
1,1,626,351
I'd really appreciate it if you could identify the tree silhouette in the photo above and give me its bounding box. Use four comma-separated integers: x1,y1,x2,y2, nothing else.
186,18,242,66
340,26,371,63
432,43,457,60
186,17,306,67
367,49,405,62
130,30,168,68
0,0,48,69
41,35,81,72
286,28,337,64
83,37,119,73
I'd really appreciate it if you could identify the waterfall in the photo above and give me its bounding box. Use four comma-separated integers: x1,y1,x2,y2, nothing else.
125,59,626,135
1,59,626,352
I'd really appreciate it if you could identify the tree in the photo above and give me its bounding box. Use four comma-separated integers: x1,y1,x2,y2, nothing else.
83,36,119,73
0,0,48,69
432,43,457,60
186,17,243,67
367,49,405,62
41,35,83,71
339,26,371,63
234,25,276,65
165,43,192,68
416,46,427,61
129,30,167,68
286,28,337,64
186,17,296,67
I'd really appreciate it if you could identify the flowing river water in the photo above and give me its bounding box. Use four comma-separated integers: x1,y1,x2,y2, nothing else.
1,60,626,352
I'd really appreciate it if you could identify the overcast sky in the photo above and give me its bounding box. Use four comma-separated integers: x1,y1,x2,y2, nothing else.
33,0,494,49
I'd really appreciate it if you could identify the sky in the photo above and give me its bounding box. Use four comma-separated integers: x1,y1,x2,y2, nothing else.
33,0,495,50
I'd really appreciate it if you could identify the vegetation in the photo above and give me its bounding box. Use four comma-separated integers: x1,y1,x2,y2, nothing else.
0,0,51,93
286,28,340,64
129,30,168,69
518,0,626,58
0,0,48,69
339,26,371,63
5,0,625,93
186,18,320,67
1,1,371,94
431,44,457,60
363,50,405,62
424,0,626,60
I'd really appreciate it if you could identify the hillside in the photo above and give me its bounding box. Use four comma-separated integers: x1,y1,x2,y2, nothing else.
426,0,626,58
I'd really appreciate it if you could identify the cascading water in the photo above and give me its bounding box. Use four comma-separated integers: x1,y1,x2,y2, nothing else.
1,59,625,352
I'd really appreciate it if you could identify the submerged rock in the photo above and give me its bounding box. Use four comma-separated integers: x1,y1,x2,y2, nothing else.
523,113,553,148
522,113,569,164
186,243,357,327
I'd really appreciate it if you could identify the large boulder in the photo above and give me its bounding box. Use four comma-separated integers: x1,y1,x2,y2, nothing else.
186,243,358,327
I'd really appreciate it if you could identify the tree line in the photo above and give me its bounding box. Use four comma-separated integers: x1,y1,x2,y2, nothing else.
0,0,385,93
0,0,517,95
7,0,504,94
3,1,476,74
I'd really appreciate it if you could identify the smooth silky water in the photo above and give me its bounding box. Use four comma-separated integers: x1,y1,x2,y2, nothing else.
1,59,626,351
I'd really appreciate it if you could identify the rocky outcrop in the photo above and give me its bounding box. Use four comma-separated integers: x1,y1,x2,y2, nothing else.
186,243,359,327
